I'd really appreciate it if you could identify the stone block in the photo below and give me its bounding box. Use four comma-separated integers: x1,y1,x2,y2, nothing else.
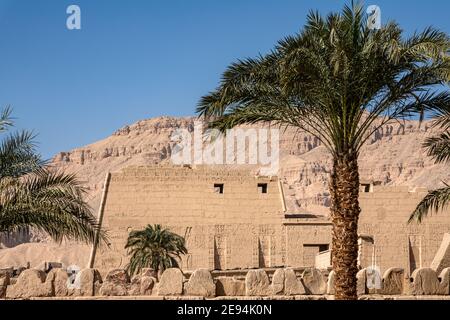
301,268,326,295
411,268,441,295
284,268,306,295
76,268,103,297
382,268,404,295
140,276,156,296
438,268,450,295
216,277,245,296
128,275,141,296
0,272,9,299
46,268,69,297
157,268,184,296
327,271,335,295
6,269,52,299
271,269,285,295
356,269,367,295
245,269,270,296
100,269,130,296
184,269,215,297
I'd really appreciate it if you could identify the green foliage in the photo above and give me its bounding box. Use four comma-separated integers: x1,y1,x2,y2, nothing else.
125,224,188,276
410,104,450,222
409,185,450,223
197,1,450,159
0,107,106,244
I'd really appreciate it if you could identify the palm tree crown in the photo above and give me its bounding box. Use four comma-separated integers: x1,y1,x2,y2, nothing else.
0,107,106,244
197,2,450,299
125,224,188,276
410,104,450,222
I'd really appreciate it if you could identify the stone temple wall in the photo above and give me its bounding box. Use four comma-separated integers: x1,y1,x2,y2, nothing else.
94,166,289,274
94,165,450,276
358,186,450,274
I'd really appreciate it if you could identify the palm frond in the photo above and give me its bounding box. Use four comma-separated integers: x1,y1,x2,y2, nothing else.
423,132,450,164
125,224,187,276
0,167,106,244
0,130,43,179
409,185,450,223
0,106,13,132
197,2,450,158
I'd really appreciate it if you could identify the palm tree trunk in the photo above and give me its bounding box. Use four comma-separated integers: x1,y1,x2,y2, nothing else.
329,152,361,300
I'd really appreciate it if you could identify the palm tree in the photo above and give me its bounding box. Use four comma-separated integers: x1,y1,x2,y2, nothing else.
197,2,450,299
410,104,450,222
0,106,106,244
125,224,188,277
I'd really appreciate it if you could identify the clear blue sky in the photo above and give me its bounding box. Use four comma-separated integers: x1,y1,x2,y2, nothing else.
1,0,450,159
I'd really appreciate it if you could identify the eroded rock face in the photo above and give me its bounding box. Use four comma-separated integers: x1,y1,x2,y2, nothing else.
6,269,52,299
382,268,404,295
184,269,215,297
157,268,184,296
100,269,129,296
411,268,442,295
245,270,270,296
46,268,69,297
301,268,327,295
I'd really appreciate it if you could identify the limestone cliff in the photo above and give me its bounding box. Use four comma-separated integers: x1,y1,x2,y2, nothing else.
50,116,449,216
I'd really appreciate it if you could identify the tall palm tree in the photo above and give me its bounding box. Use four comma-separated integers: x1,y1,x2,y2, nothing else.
125,224,188,277
197,2,450,299
0,106,106,244
410,104,450,222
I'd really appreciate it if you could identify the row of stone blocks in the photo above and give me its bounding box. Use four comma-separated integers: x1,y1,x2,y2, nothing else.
1,267,449,299
353,267,450,296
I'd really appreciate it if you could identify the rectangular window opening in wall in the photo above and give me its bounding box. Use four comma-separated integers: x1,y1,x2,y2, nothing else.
304,244,330,252
214,183,224,194
361,183,371,193
258,183,268,194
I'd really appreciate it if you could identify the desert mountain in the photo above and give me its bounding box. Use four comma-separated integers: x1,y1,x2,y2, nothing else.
50,116,449,216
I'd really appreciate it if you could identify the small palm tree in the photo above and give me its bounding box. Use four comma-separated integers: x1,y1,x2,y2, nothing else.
125,224,188,276
0,106,106,244
410,104,450,222
197,2,450,299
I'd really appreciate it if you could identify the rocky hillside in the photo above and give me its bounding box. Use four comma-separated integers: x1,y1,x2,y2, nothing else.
50,116,450,216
